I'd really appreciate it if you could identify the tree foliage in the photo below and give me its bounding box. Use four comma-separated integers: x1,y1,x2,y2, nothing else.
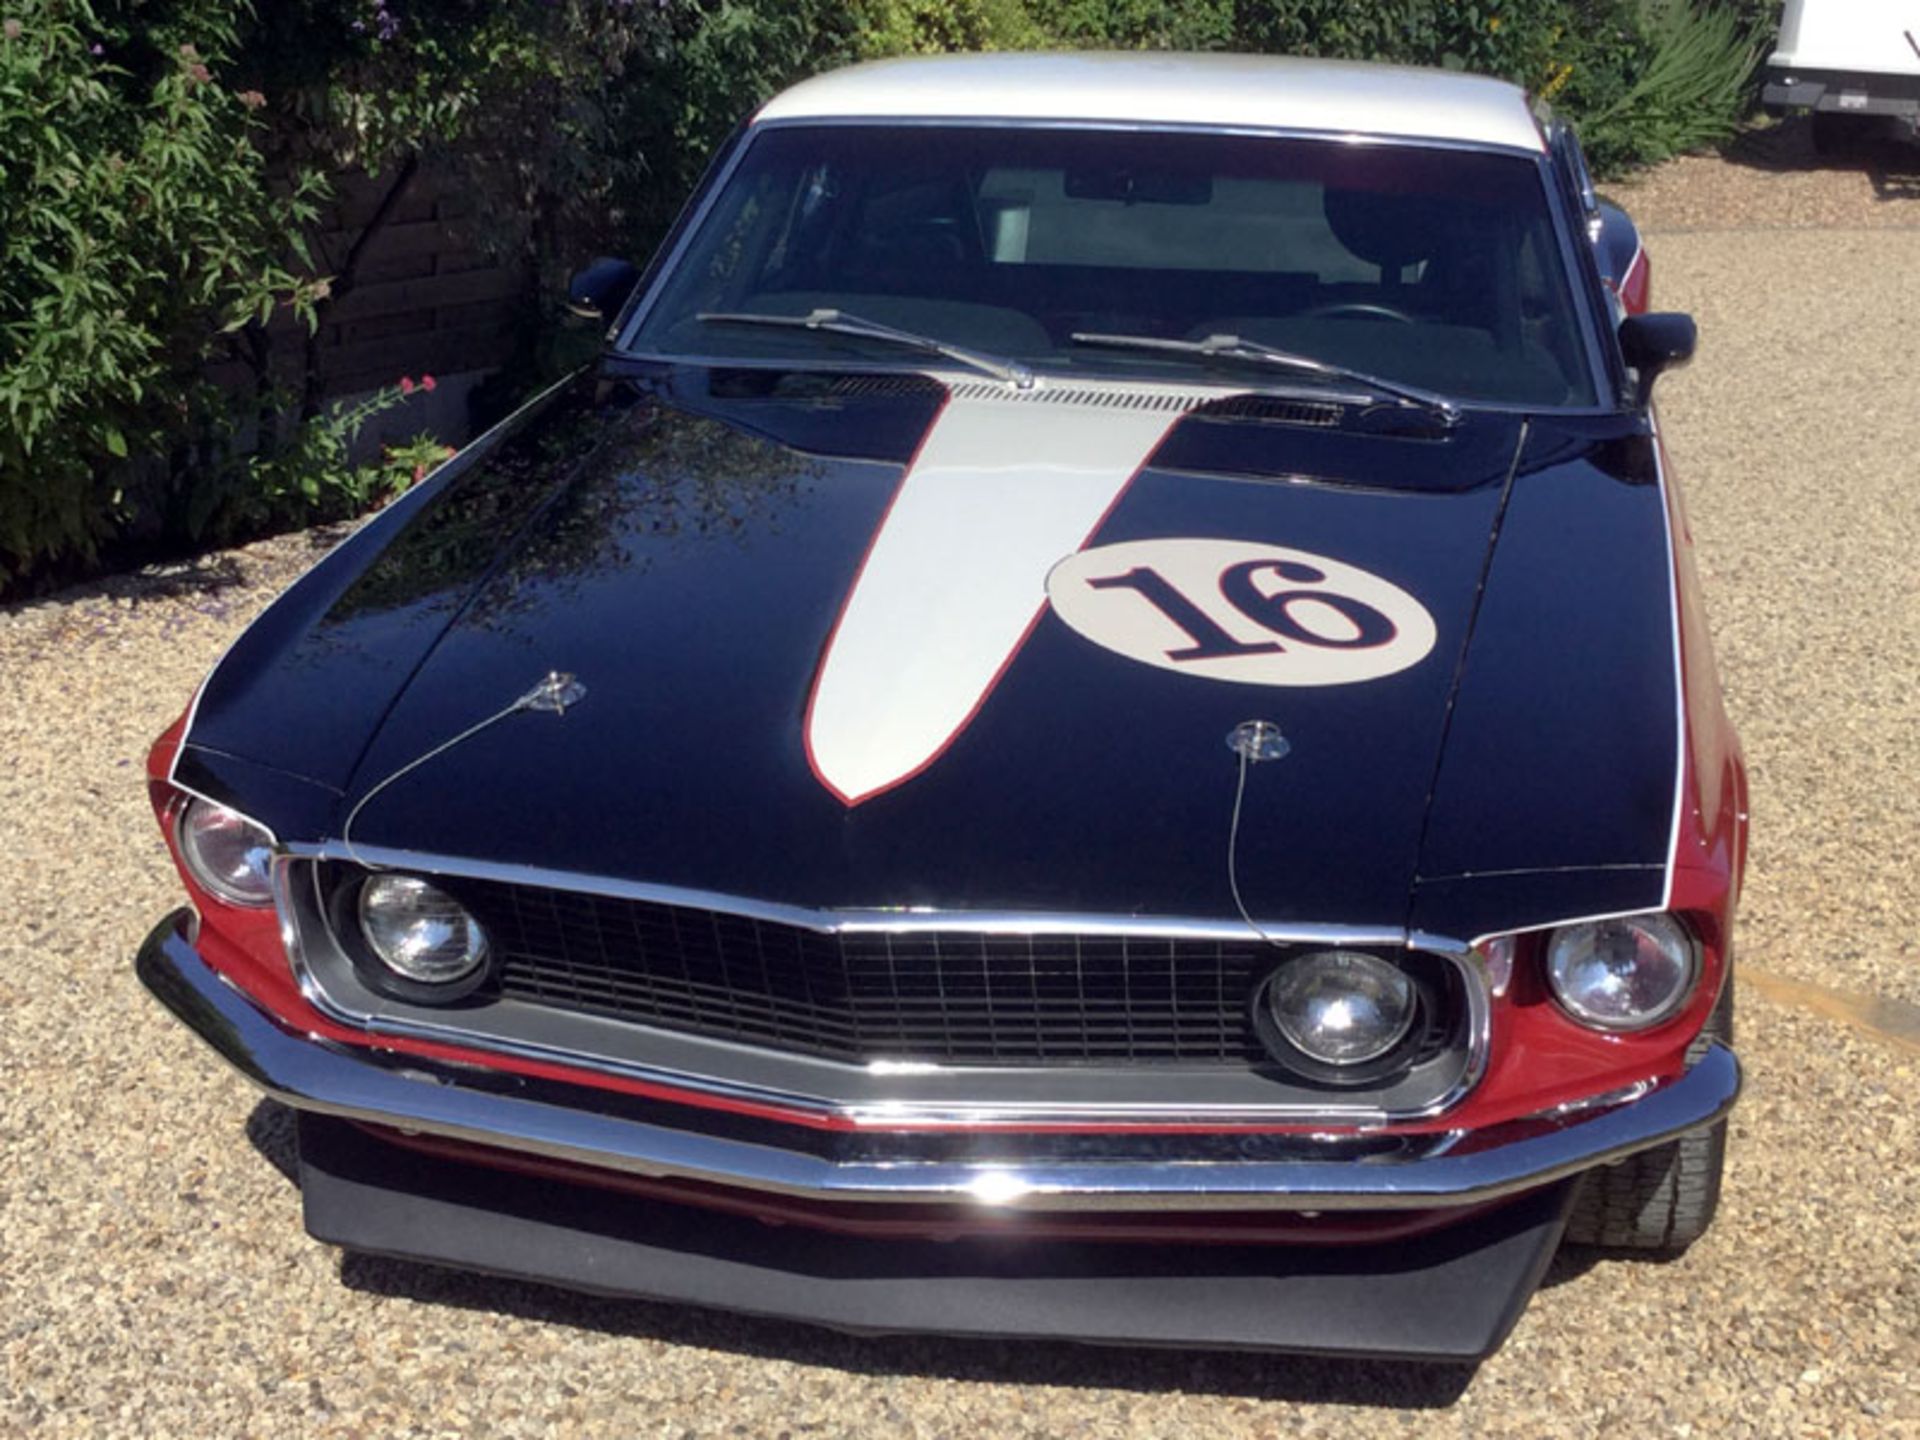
0,0,321,582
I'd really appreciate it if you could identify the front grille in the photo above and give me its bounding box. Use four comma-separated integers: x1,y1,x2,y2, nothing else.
451,879,1274,1066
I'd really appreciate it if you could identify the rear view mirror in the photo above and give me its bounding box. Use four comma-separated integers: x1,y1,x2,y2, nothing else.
566,257,641,322
1618,312,1696,407
1063,168,1213,205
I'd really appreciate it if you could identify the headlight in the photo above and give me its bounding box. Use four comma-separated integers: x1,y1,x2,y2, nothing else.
176,798,275,907
1259,951,1418,1070
1546,914,1696,1032
358,875,490,990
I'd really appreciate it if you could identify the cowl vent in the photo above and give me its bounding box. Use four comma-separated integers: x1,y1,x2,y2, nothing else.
1192,394,1344,428
946,381,1210,412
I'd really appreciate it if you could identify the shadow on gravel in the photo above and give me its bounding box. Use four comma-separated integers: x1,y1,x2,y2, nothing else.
246,1099,302,1186
1,519,352,615
333,1246,1478,1406
0,551,251,622
1536,1245,1602,1289
1720,115,1920,200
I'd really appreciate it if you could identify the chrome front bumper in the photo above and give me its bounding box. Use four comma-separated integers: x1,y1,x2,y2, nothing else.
139,910,1740,1214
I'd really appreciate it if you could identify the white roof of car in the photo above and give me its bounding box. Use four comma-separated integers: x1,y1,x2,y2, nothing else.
756,52,1545,154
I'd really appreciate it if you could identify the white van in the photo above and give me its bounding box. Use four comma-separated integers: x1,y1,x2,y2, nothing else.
1762,0,1920,149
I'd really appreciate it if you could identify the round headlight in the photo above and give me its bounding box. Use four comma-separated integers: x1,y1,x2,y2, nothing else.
177,798,275,907
1546,914,1696,1032
1261,951,1418,1069
358,875,490,988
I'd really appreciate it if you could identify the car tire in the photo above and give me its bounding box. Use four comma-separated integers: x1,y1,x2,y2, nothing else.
1562,981,1733,1252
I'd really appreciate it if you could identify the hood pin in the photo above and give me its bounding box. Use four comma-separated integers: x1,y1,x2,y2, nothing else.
1227,719,1290,763
520,670,588,715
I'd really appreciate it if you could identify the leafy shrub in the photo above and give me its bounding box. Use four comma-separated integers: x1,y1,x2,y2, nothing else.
0,0,323,586
1023,0,1234,52
192,375,447,542
1572,0,1762,173
850,0,1046,56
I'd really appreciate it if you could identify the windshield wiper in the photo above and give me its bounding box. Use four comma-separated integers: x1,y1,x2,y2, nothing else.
699,308,1035,390
1070,331,1461,428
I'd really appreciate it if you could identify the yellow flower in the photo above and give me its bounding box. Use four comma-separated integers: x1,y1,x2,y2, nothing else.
1490,15,1503,31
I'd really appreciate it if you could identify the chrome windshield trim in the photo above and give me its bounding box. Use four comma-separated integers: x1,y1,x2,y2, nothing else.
1535,143,1618,411
274,853,1492,1126
140,911,1743,1213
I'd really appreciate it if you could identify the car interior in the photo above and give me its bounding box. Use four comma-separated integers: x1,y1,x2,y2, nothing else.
636,126,1595,407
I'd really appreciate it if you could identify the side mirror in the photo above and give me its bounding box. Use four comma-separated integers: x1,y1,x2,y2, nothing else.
566,257,641,323
1618,312,1696,408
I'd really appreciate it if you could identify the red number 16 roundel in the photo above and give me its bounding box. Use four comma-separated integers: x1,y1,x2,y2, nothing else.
1046,538,1437,687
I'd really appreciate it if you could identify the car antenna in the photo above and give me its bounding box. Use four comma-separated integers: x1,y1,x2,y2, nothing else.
341,671,587,869
1223,720,1294,949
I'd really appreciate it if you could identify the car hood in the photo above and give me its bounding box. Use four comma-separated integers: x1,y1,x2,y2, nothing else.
177,365,1679,935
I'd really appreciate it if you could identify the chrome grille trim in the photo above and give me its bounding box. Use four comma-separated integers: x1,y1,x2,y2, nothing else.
289,841,1411,945
278,851,1493,1126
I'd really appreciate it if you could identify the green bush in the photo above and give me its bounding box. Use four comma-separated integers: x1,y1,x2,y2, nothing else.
1226,1,1759,176
1571,0,1762,173
0,0,670,591
1027,0,1234,51
189,375,449,541
850,0,1047,55
0,0,322,586
1233,0,1579,77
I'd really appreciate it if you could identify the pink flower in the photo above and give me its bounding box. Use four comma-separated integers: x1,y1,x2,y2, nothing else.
238,90,266,110
398,376,415,395
3,19,22,40
412,464,427,483
186,62,211,85
420,373,437,392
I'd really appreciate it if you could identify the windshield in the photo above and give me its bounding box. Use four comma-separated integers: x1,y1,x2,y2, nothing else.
628,124,1597,408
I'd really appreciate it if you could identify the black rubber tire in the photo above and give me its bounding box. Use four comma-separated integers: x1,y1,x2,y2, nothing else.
1562,982,1733,1252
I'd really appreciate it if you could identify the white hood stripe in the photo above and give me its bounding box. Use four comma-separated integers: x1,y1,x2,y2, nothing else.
805,386,1182,805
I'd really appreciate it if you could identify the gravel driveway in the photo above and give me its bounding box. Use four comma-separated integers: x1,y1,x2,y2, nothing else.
4,129,1917,1437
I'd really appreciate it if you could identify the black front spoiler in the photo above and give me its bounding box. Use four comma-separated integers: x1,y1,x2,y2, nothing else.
300,1114,1574,1362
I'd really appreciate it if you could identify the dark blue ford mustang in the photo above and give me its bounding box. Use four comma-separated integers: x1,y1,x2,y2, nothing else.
138,54,1746,1362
